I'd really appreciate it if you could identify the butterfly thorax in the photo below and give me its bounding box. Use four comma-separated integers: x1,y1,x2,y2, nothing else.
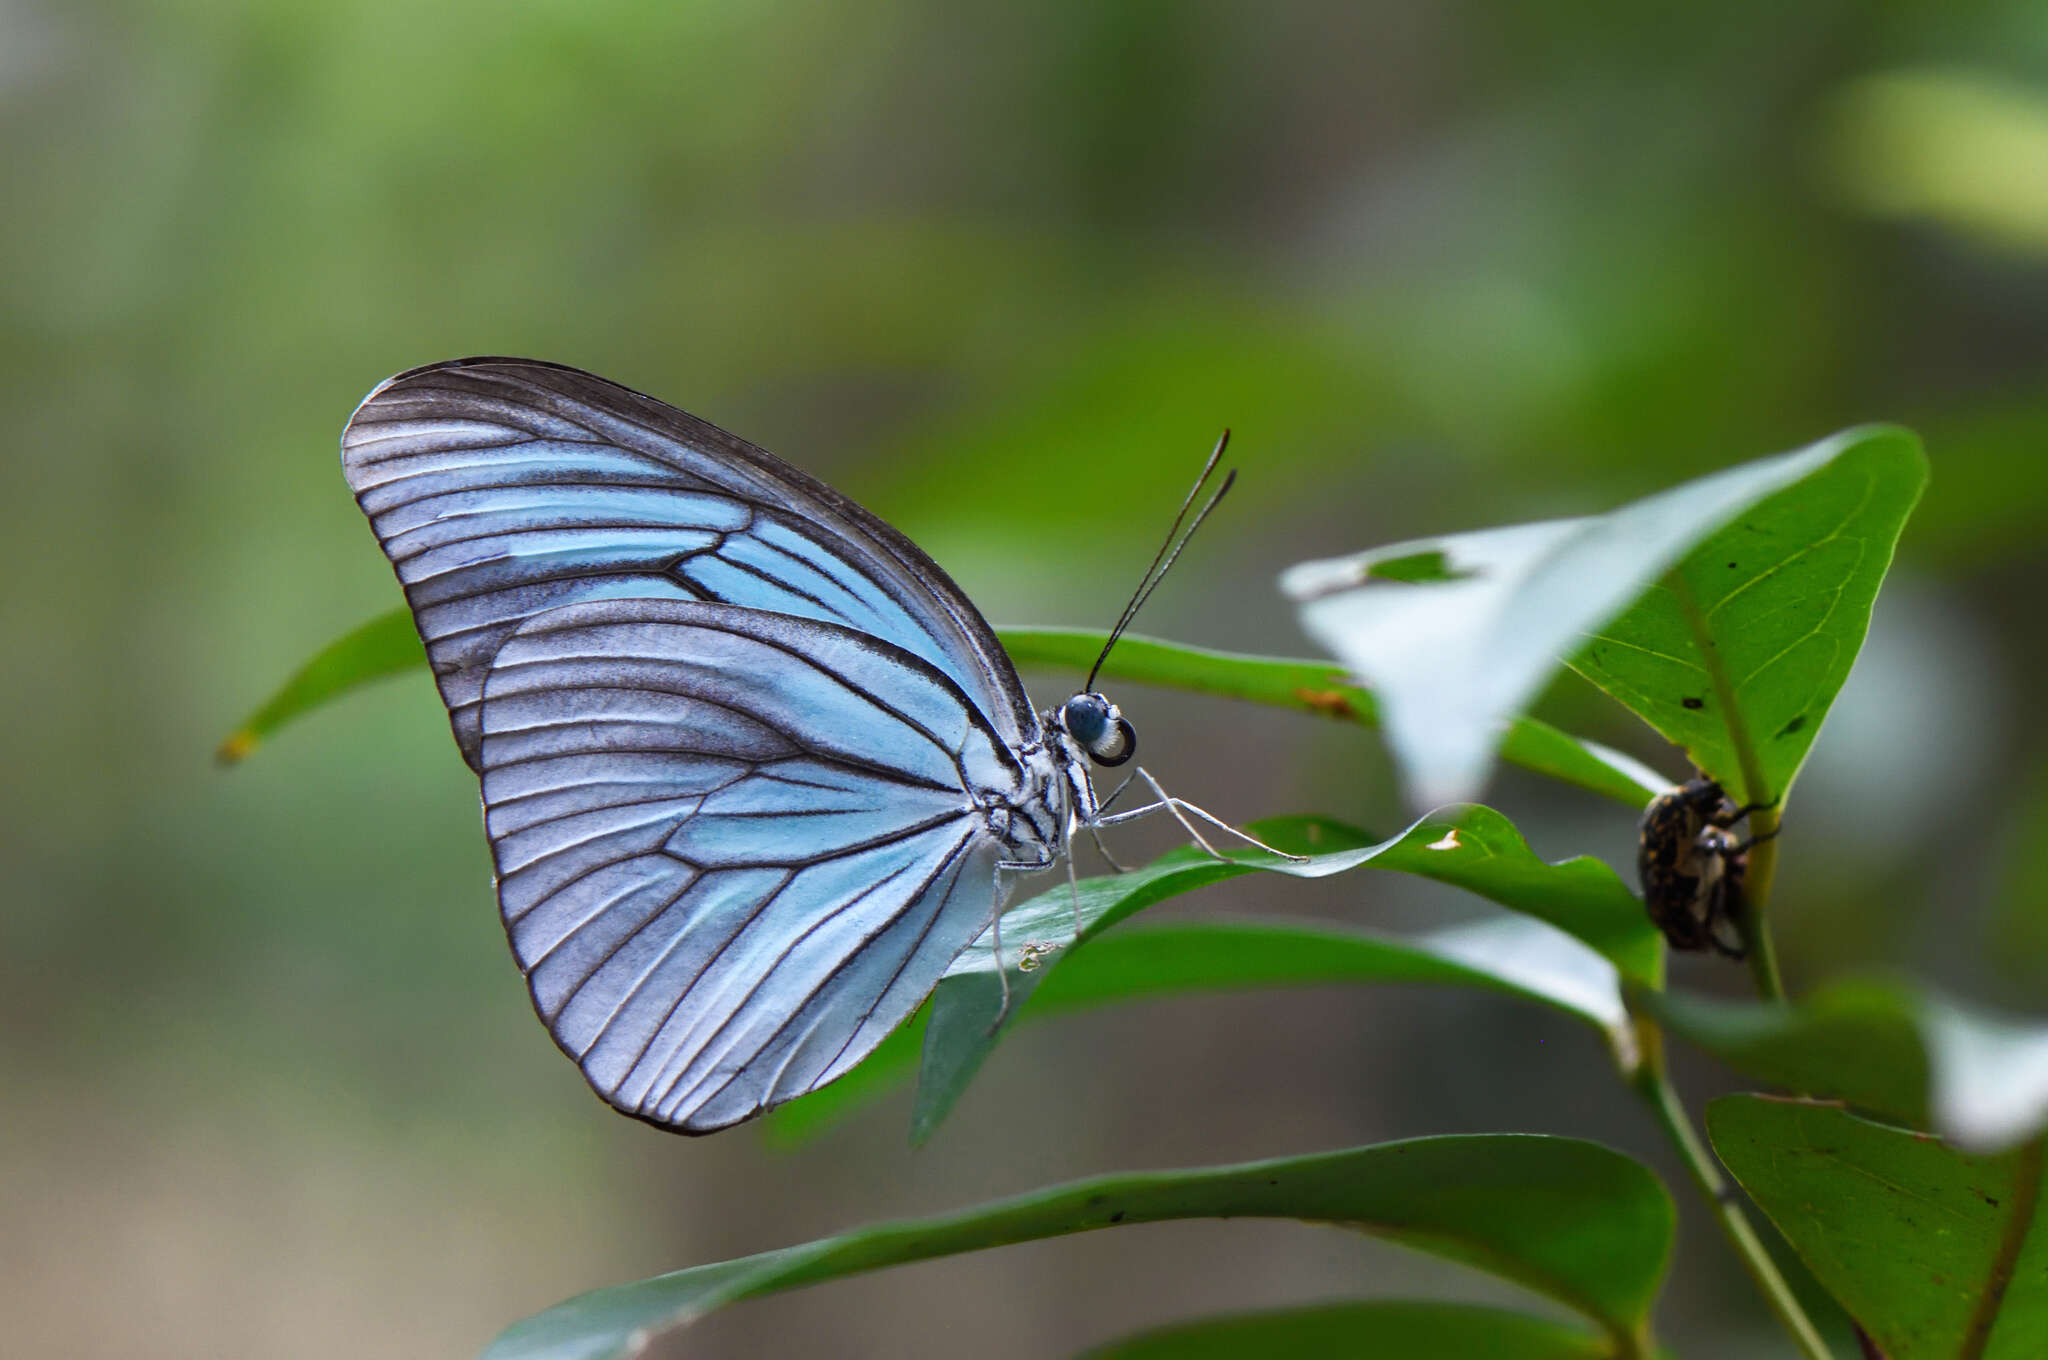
978,739,1068,869
1027,690,1138,849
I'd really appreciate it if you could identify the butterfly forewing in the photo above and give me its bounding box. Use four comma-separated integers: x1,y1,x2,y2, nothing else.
341,360,1062,1132
340,357,1035,771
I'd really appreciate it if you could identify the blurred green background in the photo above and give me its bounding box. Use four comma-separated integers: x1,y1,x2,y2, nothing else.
5,3,2047,1356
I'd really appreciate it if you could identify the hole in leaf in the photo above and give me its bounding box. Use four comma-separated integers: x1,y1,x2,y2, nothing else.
1365,550,1478,585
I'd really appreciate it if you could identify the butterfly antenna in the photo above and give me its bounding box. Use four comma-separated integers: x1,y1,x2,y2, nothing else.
1094,434,1226,646
1113,467,1236,644
1085,432,1237,691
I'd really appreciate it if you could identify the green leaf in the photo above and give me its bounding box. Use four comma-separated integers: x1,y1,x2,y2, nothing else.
215,608,424,763
1029,915,1629,1034
1281,426,1925,809
484,1135,1674,1360
1651,980,2048,1152
767,912,1630,1146
1708,1096,2048,1360
1572,427,1926,808
1081,1300,1622,1360
1003,628,1666,807
912,810,1656,1144
220,614,1663,806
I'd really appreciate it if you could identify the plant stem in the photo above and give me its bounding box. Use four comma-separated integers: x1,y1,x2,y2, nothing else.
1629,1022,1834,1360
1738,805,1785,1001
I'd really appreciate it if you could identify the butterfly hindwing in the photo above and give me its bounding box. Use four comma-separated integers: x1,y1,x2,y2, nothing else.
478,597,1021,1132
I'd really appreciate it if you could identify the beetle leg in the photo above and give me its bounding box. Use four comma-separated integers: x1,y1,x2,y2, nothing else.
1726,827,1781,856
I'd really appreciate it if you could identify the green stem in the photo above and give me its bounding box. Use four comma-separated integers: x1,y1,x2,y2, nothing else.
1665,571,1786,1002
1628,1021,1834,1360
1738,805,1785,1001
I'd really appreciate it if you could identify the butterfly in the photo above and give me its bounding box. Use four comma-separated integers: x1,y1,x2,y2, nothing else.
341,357,1283,1133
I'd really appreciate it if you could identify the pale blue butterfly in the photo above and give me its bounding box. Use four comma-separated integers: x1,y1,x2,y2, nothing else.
341,358,1281,1133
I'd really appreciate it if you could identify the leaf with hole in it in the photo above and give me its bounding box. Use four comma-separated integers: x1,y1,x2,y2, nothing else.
220,615,1663,806
910,810,1655,1144
1571,429,1926,807
1650,980,2048,1153
1708,1096,2048,1360
1080,1299,1627,1359
1280,426,1924,809
767,912,1629,1147
484,1134,1673,1360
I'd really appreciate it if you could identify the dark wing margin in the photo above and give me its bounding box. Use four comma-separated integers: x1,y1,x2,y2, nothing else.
340,356,1036,770
479,598,1012,1133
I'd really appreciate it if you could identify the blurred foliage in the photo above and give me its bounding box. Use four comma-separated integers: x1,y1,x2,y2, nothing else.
1824,68,2048,255
4,1,2048,1356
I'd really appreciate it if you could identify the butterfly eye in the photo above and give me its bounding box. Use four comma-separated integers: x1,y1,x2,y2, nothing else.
1061,693,1110,744
1062,693,1135,767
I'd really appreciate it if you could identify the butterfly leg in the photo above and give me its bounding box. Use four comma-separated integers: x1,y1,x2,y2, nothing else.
1727,827,1782,856
1168,792,1307,861
1096,769,1141,815
1065,848,1085,944
986,897,1013,1032
1137,766,1226,859
1086,770,1142,872
988,847,1062,1034
1086,826,1131,873
1093,767,1309,862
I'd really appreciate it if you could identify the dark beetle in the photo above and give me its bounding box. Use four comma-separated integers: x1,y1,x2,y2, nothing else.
1636,776,1769,959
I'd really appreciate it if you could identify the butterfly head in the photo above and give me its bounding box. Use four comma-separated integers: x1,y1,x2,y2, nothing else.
1057,692,1136,767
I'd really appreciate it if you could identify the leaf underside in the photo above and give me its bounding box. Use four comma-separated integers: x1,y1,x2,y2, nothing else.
1708,1096,2047,1360
1281,425,1925,809
485,1134,1673,1360
1080,1299,1622,1359
909,810,1652,1144
772,911,1629,1146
